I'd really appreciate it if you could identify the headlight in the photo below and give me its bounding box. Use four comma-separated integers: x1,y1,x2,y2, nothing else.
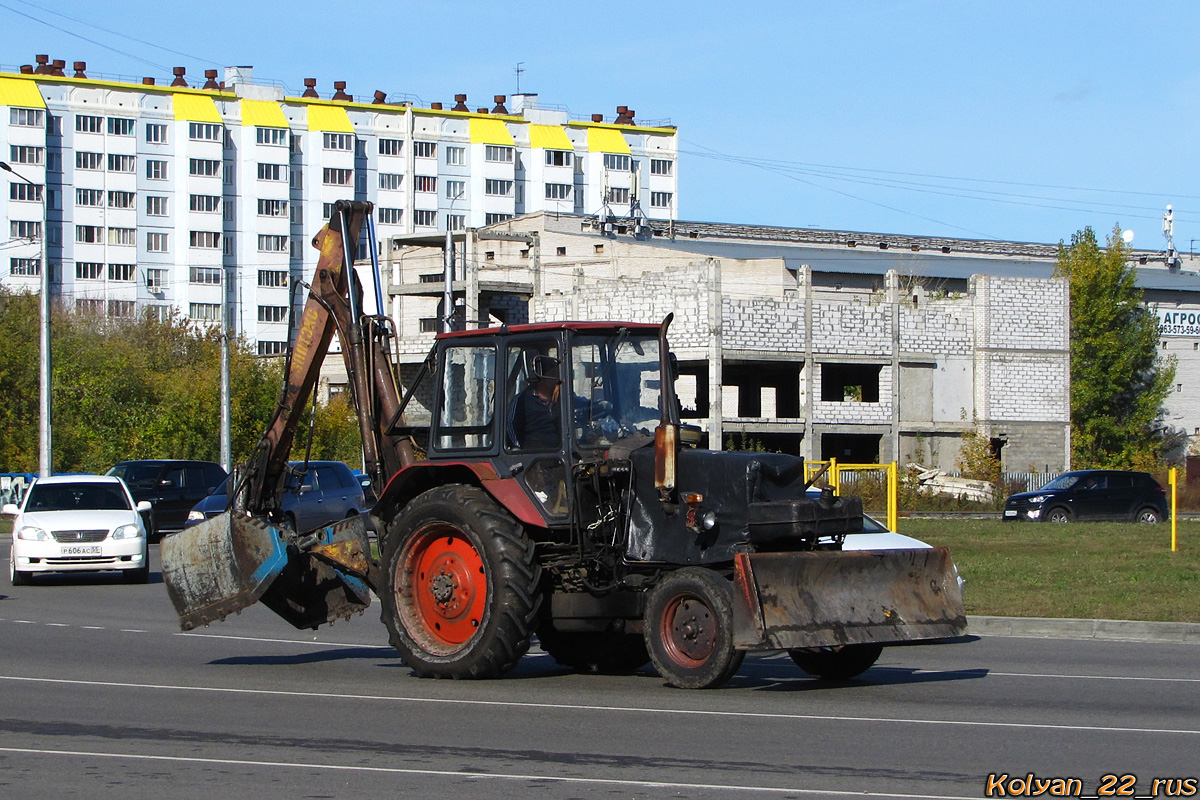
699,510,718,531
187,510,206,522
1028,495,1047,504
16,525,51,541
111,523,143,540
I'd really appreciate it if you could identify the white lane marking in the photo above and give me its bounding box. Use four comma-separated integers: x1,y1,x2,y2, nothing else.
989,670,1200,683
80,626,104,630
0,675,1195,737
177,631,393,650
45,623,68,627
0,745,979,799
119,629,147,634
14,620,35,624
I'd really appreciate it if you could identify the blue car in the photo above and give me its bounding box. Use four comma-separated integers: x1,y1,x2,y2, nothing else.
185,461,369,532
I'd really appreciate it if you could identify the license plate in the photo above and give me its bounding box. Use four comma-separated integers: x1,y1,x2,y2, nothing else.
1003,510,1017,517
60,545,102,555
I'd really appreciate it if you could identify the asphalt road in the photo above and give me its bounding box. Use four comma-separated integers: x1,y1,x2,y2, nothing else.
1,542,1196,800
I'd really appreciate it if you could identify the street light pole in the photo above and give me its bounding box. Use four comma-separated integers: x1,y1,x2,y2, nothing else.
1,161,51,477
442,191,464,333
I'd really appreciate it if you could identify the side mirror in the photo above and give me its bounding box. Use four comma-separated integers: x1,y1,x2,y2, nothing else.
300,483,314,494
136,501,152,512
2,503,18,515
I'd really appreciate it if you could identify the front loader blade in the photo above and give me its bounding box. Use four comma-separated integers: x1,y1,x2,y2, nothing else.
161,512,374,632
732,548,967,651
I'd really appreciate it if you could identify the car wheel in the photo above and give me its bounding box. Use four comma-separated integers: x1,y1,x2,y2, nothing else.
789,643,884,680
9,557,32,587
1044,507,1072,523
124,562,150,584
1135,507,1162,524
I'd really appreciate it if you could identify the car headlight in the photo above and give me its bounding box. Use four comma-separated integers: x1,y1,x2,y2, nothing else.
16,525,51,541
1028,495,1047,504
187,509,206,522
111,523,143,540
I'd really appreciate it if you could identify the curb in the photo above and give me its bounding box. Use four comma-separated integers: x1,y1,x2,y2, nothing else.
967,615,1200,645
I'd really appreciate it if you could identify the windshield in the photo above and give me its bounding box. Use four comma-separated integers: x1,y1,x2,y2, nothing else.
570,333,663,446
1038,474,1080,492
26,482,132,511
106,462,161,484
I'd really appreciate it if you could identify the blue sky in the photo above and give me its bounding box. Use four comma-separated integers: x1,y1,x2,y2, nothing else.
4,0,1197,249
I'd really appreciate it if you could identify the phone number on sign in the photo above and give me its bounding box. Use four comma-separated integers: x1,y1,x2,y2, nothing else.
985,773,1197,797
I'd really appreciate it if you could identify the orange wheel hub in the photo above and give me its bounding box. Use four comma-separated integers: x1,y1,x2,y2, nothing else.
402,526,487,648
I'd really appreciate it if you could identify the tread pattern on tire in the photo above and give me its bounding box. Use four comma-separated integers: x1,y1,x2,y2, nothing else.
380,484,541,680
643,567,744,689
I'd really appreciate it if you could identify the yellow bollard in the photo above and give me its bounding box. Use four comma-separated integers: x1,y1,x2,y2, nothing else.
1169,467,1177,552
888,461,898,533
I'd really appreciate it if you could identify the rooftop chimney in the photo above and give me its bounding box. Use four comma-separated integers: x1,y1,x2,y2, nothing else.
614,105,633,124
73,61,87,79
430,102,443,110
20,65,33,74
51,59,66,76
373,90,387,104
332,80,351,101
591,113,604,122
492,95,508,114
302,77,319,98
477,107,488,114
171,67,188,87
452,93,469,111
142,77,156,85
202,69,220,90
34,54,50,74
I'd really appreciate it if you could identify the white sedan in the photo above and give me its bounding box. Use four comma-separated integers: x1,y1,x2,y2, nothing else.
4,475,151,585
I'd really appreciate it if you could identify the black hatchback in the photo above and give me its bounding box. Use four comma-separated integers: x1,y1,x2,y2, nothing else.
1003,470,1168,524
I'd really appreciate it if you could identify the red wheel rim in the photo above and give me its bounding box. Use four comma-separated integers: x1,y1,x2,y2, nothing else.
659,592,716,668
397,523,488,652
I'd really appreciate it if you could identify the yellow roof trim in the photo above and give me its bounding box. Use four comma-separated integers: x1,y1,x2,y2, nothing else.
240,99,289,128
306,104,354,132
529,124,572,150
0,76,46,109
173,92,222,123
568,120,677,135
586,127,631,155
469,117,515,146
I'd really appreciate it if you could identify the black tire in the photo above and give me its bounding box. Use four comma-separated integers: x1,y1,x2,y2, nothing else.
538,621,650,674
380,484,541,680
789,643,883,680
1135,507,1162,524
123,561,150,584
643,567,744,689
1044,506,1072,523
9,558,32,587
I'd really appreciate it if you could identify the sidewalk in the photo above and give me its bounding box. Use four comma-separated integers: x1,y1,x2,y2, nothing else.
968,615,1200,644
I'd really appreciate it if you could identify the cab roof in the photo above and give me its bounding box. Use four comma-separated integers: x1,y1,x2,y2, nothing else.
437,321,662,341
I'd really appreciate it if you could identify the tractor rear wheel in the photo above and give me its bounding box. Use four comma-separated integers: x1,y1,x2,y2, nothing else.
644,568,744,689
381,484,541,679
538,621,650,674
789,643,883,680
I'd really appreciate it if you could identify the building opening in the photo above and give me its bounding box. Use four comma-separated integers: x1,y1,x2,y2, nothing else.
820,363,882,402
821,433,881,464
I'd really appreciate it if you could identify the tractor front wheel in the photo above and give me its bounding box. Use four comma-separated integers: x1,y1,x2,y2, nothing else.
644,568,743,689
380,484,541,679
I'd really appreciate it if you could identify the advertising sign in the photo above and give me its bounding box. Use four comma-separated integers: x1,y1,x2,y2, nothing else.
1155,308,1200,337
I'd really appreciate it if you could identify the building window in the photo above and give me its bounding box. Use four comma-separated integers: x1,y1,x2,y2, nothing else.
107,190,136,209
108,263,136,282
379,173,403,191
445,145,465,166
188,194,221,213
76,151,103,170
650,191,673,208
224,165,235,185
322,132,353,150
187,266,221,285
410,175,436,193
257,198,288,217
821,363,882,403
75,114,103,133
545,183,572,200
377,207,403,225
257,234,289,252
253,127,286,146
189,122,221,141
258,269,288,288
146,232,169,252
257,340,288,356
485,213,512,225
485,145,514,163
448,214,465,231
190,158,221,177
485,179,513,197
189,231,221,249
108,117,135,136
189,302,221,321
373,137,401,157
545,149,572,167
445,179,465,199
146,160,168,180
10,107,44,127
650,158,673,176
258,305,289,323
146,123,168,144
419,318,440,333
12,220,41,241
603,153,631,172
105,300,135,318
146,196,169,216
75,261,104,280
606,187,630,204
10,257,40,276
257,163,287,181
107,154,136,173
10,183,43,202
74,224,102,243
323,168,352,186
413,209,437,228
108,227,136,246
74,298,104,315
414,141,437,159
9,145,44,165
146,268,168,292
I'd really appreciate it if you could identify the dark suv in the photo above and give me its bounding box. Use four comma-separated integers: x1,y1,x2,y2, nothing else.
1003,470,1168,523
185,461,368,532
106,460,227,539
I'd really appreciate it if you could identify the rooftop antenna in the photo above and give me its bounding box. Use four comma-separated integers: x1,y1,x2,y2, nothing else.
515,62,525,94
1163,205,1179,271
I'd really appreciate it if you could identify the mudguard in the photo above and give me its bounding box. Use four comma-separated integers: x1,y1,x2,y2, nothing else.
731,548,967,650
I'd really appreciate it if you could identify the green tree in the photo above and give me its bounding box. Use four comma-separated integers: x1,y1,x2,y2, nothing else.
1054,226,1175,469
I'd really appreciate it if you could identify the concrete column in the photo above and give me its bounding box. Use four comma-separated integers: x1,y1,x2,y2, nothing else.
888,269,901,463
801,264,814,460
707,257,723,449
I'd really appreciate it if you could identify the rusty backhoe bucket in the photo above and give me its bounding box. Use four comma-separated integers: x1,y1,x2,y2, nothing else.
161,512,374,632
731,548,967,651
